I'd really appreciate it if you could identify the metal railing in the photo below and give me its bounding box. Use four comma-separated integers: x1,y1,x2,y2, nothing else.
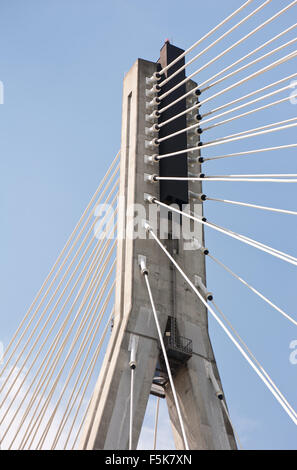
165,334,192,355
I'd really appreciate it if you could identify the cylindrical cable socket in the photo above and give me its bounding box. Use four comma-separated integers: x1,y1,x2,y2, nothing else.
138,255,148,276
146,84,161,98
145,138,159,150
194,114,202,122
144,173,158,183
200,246,209,255
195,275,213,301
195,89,202,96
152,109,161,119
141,219,153,236
145,124,159,136
150,138,159,147
152,84,161,93
144,154,159,164
129,334,139,370
151,123,160,132
153,71,162,81
144,194,156,205
195,127,203,135
146,110,160,122
205,361,224,400
189,191,207,202
146,72,162,86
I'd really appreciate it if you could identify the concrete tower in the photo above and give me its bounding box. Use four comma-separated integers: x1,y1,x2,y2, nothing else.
80,43,237,450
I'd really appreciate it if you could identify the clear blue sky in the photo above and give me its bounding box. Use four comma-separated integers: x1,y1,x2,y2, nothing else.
0,0,297,450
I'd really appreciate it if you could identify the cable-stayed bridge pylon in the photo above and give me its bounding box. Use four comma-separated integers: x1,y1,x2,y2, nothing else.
1,0,297,450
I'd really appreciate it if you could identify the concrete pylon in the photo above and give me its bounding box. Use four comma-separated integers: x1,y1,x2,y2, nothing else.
80,47,237,450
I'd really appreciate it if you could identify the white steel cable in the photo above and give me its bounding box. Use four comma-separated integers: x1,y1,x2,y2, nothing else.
164,1,297,98
146,225,297,426
163,2,297,93
205,174,297,177
199,47,297,105
158,0,272,98
159,76,297,143
206,196,297,217
158,36,297,116
208,254,297,327
1,152,119,363
1,226,116,426
1,251,104,448
199,83,297,137
0,217,117,409
0,192,118,402
143,271,189,450
199,21,297,91
153,397,160,451
185,205,297,265
0,236,116,446
158,0,254,77
160,0,274,87
0,171,119,380
203,143,297,162
129,367,135,450
1,183,118,385
70,394,93,450
208,220,297,264
0,232,104,410
200,35,297,94
156,176,297,183
2,159,119,365
203,117,297,147
150,199,297,267
27,256,116,451
39,277,115,452
70,394,92,450
19,268,114,451
211,300,297,420
171,199,297,265
158,49,297,128
202,93,297,133
62,310,114,450
15,246,116,450
38,267,116,449
37,274,116,450
220,399,243,450
157,199,297,265
203,214,297,264
195,121,297,152
157,118,297,161
51,301,115,450
201,73,297,120
0,237,109,441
